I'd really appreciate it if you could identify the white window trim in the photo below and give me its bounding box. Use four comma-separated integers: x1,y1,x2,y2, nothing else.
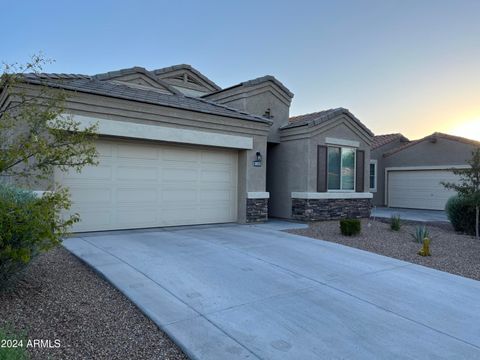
369,159,377,192
325,137,360,148
327,146,356,192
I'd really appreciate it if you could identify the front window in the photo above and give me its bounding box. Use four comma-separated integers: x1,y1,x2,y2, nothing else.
327,147,355,190
369,160,377,192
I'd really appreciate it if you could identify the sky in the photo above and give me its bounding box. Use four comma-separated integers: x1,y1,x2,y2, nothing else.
2,0,480,141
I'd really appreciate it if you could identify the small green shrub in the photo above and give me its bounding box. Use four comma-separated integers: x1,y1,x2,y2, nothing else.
411,225,429,243
0,326,29,359
0,185,78,289
340,219,361,236
390,215,401,231
445,195,477,235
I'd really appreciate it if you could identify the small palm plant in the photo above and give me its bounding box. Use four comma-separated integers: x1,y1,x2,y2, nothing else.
411,225,429,243
390,215,401,231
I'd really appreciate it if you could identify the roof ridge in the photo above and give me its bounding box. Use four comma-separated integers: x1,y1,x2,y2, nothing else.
203,74,294,99
383,132,480,157
152,64,221,91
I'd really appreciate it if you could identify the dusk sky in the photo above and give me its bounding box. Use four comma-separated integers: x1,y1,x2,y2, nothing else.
3,0,480,140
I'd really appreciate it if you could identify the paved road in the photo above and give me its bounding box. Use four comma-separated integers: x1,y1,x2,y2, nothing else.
64,221,480,359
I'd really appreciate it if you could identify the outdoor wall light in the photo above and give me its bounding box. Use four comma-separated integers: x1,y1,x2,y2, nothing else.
253,152,262,167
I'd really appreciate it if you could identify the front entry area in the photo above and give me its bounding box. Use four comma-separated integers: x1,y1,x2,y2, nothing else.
56,138,238,232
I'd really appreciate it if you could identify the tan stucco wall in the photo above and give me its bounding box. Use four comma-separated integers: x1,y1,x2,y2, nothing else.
268,115,372,219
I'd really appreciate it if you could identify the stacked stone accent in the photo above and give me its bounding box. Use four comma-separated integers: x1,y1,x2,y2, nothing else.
292,198,372,221
246,198,268,223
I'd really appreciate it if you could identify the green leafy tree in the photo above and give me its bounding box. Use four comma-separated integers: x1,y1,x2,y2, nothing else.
0,54,98,286
442,148,480,240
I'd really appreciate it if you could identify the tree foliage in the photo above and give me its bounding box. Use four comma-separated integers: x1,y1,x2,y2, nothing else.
0,54,98,287
442,148,480,240
0,54,98,182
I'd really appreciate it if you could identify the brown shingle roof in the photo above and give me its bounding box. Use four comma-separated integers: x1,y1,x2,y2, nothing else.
371,133,409,150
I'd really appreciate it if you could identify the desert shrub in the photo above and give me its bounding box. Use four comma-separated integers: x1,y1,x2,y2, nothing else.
411,225,429,243
0,185,77,288
0,326,29,359
390,215,401,231
445,195,477,235
340,219,361,236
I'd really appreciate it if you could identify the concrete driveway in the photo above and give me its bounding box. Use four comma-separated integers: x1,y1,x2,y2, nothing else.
372,206,449,222
64,221,480,359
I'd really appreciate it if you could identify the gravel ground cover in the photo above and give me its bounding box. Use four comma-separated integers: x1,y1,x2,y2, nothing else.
288,219,480,281
0,246,188,360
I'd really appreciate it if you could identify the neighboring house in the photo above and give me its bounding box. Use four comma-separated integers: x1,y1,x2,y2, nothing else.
1,64,374,232
371,132,480,210
370,133,410,206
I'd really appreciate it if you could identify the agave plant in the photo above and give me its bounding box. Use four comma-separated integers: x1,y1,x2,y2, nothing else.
411,225,429,243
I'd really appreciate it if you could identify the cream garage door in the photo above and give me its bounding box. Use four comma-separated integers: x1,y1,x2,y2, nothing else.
387,170,459,210
56,139,238,232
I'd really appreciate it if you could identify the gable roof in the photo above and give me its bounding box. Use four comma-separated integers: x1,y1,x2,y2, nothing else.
202,75,294,100
153,64,221,91
93,66,180,94
383,132,480,157
281,107,374,136
18,73,271,124
371,133,409,150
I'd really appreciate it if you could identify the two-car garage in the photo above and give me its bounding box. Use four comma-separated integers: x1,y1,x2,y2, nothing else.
56,139,239,232
386,169,459,210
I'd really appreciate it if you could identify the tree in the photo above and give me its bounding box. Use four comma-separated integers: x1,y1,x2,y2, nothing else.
0,54,98,286
442,148,480,240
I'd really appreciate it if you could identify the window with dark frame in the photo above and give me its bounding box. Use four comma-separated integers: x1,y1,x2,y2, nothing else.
369,161,377,191
327,146,356,190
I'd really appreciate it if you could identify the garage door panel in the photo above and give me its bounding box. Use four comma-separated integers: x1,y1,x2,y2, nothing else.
117,144,158,160
116,188,158,203
162,189,197,202
117,166,158,181
57,139,237,231
162,167,198,181
116,207,158,226
62,165,113,181
388,170,459,210
69,186,112,204
163,148,199,163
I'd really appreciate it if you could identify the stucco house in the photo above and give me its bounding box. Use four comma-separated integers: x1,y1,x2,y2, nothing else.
371,132,480,210
1,64,375,232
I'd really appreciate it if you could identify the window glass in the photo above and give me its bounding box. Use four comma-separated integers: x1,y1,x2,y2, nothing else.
327,147,341,190
341,148,355,190
369,163,376,189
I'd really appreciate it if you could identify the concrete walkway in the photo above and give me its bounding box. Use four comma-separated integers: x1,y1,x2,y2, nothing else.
64,221,480,359
372,206,449,222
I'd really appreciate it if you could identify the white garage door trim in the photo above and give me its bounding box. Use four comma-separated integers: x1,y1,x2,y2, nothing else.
57,114,254,150
56,138,239,232
384,165,468,210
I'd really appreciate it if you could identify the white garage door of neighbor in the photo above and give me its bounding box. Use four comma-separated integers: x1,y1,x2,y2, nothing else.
387,170,459,210
56,139,238,232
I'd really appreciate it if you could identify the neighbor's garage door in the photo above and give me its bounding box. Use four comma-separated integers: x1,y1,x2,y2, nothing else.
387,170,459,210
56,139,238,232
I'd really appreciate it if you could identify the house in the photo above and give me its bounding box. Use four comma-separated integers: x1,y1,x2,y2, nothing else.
1,64,374,232
371,132,480,210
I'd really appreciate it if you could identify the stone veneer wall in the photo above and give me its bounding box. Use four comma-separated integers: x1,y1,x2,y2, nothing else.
246,198,268,223
292,198,372,221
